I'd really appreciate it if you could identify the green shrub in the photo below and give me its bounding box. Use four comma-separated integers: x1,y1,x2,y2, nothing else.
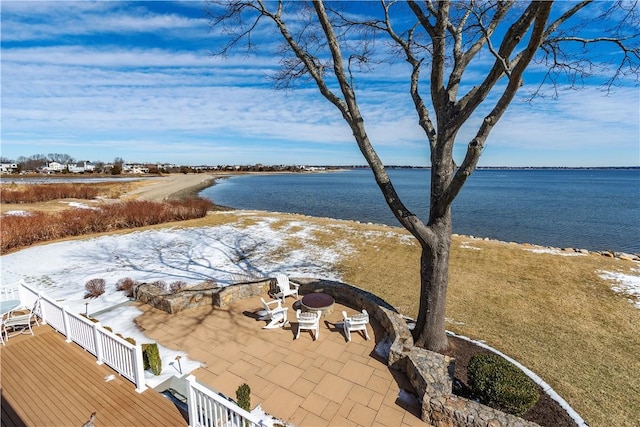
142,343,162,376
236,383,251,412
467,353,539,416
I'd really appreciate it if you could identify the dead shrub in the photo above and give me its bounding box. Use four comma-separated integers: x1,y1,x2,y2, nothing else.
84,278,106,299
0,183,101,203
116,277,139,298
1,197,213,254
169,281,188,294
150,280,167,292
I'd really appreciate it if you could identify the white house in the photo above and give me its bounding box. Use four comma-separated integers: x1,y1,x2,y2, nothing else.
41,162,66,174
0,163,18,174
123,163,149,174
68,161,96,173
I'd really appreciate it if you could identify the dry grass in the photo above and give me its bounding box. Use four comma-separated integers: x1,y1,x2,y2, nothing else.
4,207,638,427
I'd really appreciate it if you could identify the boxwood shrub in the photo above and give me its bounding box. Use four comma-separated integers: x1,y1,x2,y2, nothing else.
467,353,539,416
142,343,162,376
236,383,251,412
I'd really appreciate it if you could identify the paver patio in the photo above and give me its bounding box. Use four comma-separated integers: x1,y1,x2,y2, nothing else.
134,294,433,427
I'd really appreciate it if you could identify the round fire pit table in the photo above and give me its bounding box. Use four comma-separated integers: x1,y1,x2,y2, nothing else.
301,293,335,317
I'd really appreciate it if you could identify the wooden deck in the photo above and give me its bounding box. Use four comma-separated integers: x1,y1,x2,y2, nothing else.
0,325,187,427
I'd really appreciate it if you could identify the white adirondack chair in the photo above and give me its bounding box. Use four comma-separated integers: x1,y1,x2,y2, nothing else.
258,298,289,329
342,309,370,342
273,274,300,302
295,309,321,340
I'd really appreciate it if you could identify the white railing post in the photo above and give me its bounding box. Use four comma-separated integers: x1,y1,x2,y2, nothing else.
39,293,48,325
186,375,197,427
62,306,72,342
133,344,147,393
93,322,104,365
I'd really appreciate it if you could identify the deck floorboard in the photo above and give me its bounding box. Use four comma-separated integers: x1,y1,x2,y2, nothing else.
0,325,187,427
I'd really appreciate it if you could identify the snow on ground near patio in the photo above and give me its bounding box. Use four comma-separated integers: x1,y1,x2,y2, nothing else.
0,214,350,388
599,268,640,309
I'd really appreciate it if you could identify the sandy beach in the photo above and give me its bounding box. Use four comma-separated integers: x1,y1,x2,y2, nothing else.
122,173,220,202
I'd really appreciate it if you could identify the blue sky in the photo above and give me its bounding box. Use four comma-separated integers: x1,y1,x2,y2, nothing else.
1,1,638,167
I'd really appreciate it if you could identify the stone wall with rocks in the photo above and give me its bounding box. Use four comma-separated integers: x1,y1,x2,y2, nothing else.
134,279,272,314
136,276,541,426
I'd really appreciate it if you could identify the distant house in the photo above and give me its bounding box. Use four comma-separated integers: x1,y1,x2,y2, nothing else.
42,161,66,174
68,161,96,173
123,163,149,174
0,163,18,174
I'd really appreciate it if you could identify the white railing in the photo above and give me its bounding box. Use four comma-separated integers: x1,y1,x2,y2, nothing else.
186,375,264,427
10,281,147,393
6,281,267,426
0,282,24,302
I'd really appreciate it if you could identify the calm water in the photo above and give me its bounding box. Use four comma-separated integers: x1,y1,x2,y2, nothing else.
200,169,640,253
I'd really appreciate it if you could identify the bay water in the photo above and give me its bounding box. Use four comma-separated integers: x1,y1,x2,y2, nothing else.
200,168,640,254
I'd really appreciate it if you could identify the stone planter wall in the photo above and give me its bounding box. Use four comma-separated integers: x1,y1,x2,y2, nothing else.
136,277,540,426
134,279,272,314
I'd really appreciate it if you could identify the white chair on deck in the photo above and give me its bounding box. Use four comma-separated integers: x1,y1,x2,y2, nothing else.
273,273,300,302
295,309,321,341
258,298,289,329
342,309,370,342
3,298,40,341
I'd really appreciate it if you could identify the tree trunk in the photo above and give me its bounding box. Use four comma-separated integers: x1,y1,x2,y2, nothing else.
412,211,452,352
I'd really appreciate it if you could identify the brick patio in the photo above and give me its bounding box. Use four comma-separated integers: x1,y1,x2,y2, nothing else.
134,295,432,427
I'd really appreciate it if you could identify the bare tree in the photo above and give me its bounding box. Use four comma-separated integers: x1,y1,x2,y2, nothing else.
48,153,75,165
208,0,639,352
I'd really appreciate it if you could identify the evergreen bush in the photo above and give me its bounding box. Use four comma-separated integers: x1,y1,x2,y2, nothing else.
142,343,162,375
467,353,539,416
236,383,251,412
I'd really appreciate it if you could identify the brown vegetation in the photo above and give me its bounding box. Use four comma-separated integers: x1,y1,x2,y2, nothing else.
169,281,188,294
116,277,139,298
0,198,213,253
84,278,106,299
1,182,128,203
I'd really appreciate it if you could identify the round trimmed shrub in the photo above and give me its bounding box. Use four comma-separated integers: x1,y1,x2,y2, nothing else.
467,353,539,416
236,383,251,412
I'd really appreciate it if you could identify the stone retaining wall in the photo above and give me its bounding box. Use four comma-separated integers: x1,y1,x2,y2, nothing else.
135,277,541,426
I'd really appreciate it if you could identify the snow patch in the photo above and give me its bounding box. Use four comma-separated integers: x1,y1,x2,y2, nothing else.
3,210,31,216
524,247,586,256
398,389,420,407
460,242,481,250
67,201,98,210
374,338,392,360
598,269,640,309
